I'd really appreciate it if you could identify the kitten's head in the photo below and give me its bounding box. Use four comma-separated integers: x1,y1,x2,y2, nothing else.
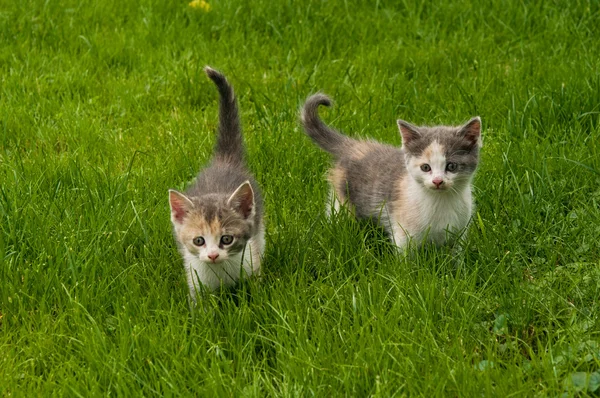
169,181,255,264
398,117,482,192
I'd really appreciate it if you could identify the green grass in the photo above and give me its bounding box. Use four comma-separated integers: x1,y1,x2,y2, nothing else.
1,0,600,395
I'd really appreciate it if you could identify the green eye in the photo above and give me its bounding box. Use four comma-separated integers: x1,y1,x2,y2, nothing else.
193,236,205,246
420,164,431,172
220,235,234,245
446,162,458,172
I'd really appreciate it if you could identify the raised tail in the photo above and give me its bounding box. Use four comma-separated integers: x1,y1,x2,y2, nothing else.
300,93,351,158
205,66,244,166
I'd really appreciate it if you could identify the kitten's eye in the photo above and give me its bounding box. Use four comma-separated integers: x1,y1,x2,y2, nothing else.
192,236,205,246
420,164,431,172
220,235,234,245
446,162,458,172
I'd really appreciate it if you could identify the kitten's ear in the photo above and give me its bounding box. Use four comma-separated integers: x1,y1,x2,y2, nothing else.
460,117,482,147
169,190,193,224
227,181,255,219
397,120,421,145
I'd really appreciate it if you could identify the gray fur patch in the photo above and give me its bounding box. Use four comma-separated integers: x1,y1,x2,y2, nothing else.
187,164,263,228
336,142,405,221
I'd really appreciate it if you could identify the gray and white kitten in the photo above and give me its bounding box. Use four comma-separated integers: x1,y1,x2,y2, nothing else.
169,67,264,299
301,93,482,250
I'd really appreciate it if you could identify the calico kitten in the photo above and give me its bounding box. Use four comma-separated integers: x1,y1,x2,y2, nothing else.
301,93,482,250
169,67,264,300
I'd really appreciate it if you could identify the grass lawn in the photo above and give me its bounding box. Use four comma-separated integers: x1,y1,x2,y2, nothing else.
1,0,599,395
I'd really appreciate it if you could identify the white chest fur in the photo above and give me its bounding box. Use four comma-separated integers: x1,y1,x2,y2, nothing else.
393,178,473,246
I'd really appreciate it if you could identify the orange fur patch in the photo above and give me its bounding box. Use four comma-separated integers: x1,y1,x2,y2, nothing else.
177,213,223,251
209,217,221,235
349,141,377,160
328,165,347,201
421,141,445,162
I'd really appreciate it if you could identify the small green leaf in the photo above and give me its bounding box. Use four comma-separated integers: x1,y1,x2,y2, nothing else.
475,360,495,371
567,372,588,392
493,313,508,335
476,212,486,240
563,371,600,393
589,372,600,393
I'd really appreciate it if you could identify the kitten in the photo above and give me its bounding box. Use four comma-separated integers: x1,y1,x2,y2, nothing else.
169,67,264,300
301,93,482,250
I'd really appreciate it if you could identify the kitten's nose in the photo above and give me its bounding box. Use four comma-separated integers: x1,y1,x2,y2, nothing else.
433,178,444,188
208,253,220,262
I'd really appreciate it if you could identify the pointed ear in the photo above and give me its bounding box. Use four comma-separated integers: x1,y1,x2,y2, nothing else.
460,117,482,147
227,181,254,219
397,120,421,145
169,190,193,224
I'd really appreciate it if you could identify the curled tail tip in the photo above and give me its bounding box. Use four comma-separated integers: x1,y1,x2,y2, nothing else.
204,66,229,86
301,93,333,124
306,92,332,108
205,66,236,107
203,65,219,78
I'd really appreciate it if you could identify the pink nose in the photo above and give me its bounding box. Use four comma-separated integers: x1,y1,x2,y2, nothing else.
208,253,219,262
433,178,444,188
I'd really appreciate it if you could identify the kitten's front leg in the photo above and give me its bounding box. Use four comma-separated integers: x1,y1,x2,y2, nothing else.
187,269,205,304
325,186,343,217
390,224,410,255
448,229,469,270
246,240,263,276
245,222,265,277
